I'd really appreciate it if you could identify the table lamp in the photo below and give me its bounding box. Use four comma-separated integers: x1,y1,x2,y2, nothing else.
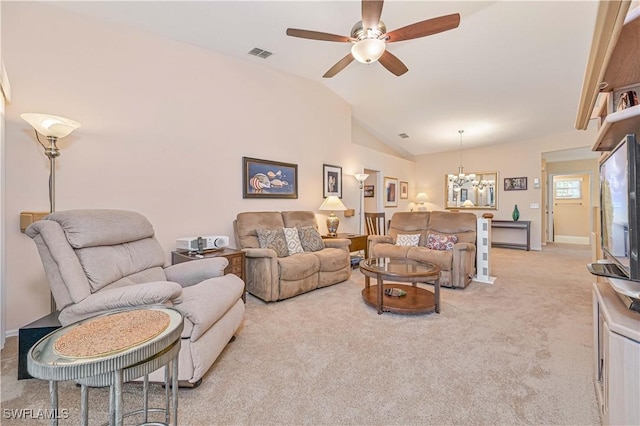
415,192,430,211
319,195,347,236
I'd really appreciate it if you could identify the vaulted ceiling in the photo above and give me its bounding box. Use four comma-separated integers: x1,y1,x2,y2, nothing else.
53,1,599,158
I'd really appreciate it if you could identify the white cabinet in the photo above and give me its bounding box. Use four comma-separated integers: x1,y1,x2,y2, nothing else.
592,281,640,425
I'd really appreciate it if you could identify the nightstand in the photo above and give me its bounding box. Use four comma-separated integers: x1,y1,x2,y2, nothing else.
171,248,246,302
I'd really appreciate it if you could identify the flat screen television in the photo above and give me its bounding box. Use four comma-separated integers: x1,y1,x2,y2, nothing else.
598,134,639,282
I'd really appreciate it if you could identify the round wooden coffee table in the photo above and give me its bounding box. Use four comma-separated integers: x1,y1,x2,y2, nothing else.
359,258,441,315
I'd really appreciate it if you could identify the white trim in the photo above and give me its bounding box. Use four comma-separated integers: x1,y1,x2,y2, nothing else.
554,235,591,245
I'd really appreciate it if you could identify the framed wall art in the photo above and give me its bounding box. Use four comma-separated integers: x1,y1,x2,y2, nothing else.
323,164,342,198
504,177,527,191
243,157,298,199
400,181,409,199
384,176,398,207
364,185,374,198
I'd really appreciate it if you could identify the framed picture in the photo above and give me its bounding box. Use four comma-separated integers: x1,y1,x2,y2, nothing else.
384,176,398,207
323,164,342,198
243,157,298,199
504,177,527,191
364,185,374,198
400,181,409,199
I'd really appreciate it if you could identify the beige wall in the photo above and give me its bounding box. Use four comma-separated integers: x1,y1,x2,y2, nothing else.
1,3,415,332
413,129,597,250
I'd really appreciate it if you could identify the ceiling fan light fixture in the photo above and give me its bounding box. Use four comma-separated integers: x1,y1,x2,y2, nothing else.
351,38,386,64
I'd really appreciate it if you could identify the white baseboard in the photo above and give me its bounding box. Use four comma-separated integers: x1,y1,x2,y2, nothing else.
554,235,590,244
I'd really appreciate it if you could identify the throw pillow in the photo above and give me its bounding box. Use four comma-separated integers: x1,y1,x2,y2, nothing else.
426,233,458,251
256,228,289,258
283,227,304,255
297,226,325,252
395,233,421,247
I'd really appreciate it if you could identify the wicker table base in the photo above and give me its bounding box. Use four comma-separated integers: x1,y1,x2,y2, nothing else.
28,307,183,426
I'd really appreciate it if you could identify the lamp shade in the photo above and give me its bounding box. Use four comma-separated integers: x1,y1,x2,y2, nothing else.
319,195,347,212
21,113,81,138
351,39,386,63
354,173,369,183
415,192,430,203
462,200,475,207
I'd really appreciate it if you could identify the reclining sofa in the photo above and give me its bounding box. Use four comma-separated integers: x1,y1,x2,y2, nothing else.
233,211,351,302
26,209,245,387
369,211,477,288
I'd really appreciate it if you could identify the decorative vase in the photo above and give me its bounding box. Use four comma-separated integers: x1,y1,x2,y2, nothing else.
512,204,520,221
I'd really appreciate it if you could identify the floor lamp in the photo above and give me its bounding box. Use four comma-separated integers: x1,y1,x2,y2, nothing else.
354,173,369,234
21,113,81,311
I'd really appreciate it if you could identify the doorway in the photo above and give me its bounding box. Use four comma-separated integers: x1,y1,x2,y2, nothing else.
548,173,591,244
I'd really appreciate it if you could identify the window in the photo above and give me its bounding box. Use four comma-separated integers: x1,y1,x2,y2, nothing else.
555,178,582,199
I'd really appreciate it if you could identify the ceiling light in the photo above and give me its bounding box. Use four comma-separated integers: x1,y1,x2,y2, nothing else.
351,39,385,64
448,130,475,190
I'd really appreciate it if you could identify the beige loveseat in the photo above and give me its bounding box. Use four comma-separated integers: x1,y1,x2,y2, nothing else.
233,211,351,302
369,211,477,289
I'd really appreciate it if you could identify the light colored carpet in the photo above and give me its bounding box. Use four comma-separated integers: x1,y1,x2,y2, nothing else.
1,244,600,425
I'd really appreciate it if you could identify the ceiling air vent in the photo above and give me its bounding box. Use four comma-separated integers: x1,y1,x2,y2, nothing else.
248,47,273,59
398,133,409,139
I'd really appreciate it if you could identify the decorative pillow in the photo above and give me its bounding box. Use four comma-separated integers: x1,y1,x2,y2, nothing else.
426,233,458,251
297,226,325,252
283,227,304,255
256,228,289,258
395,233,421,247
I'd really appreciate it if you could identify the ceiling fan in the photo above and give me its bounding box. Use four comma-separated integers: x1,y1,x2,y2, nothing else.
286,0,460,78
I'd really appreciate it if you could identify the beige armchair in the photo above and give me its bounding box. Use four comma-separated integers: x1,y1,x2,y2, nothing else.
26,209,245,387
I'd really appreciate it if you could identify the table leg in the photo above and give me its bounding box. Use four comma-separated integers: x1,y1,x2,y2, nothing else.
164,362,170,424
364,275,370,289
80,384,88,426
172,356,179,426
114,370,123,426
109,383,115,426
434,277,440,314
143,374,149,424
377,276,383,315
49,381,58,426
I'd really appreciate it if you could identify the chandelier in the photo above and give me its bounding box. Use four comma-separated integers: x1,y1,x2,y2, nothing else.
473,179,494,191
448,130,475,191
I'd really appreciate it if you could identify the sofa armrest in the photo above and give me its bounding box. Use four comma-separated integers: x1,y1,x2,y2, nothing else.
243,247,277,258
323,238,350,250
452,242,476,288
58,281,183,325
368,235,393,256
164,257,228,287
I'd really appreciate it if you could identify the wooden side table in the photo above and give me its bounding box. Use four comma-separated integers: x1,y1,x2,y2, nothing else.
171,248,246,302
322,233,368,258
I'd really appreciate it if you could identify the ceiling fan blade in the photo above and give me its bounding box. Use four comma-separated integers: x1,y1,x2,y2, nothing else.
286,28,351,43
323,54,355,78
362,0,384,30
378,51,408,76
385,13,460,43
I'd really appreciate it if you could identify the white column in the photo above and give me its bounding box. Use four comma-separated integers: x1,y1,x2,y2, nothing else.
474,218,496,284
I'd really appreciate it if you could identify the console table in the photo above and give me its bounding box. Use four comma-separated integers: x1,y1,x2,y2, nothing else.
491,220,531,251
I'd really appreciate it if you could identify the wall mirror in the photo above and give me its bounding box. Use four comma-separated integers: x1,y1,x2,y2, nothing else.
444,171,498,210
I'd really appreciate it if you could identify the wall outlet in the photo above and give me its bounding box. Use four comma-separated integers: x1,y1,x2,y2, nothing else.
530,203,540,209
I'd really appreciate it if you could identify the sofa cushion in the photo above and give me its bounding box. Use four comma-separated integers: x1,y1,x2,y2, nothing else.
313,248,349,272
256,228,289,258
395,233,420,247
277,253,320,281
427,211,477,244
235,212,285,249
426,233,458,251
298,226,325,252
283,227,304,255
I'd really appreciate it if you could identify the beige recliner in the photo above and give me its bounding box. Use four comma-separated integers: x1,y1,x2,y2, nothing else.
26,209,245,387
